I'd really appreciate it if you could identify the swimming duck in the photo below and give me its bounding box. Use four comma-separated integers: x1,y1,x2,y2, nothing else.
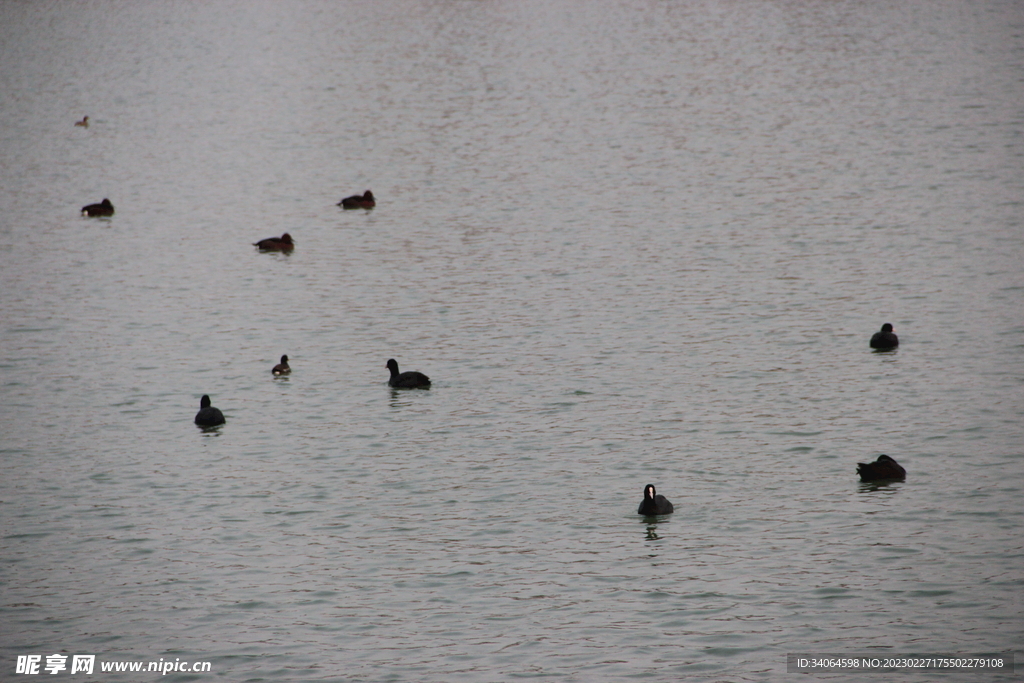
870,323,899,350
338,190,375,209
638,484,674,515
253,233,294,251
857,454,906,481
81,198,114,217
272,354,291,376
194,395,225,426
74,116,89,127
386,358,431,389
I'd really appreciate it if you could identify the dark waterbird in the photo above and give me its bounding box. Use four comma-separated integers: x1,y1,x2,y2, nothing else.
81,198,114,217
272,354,291,376
857,454,906,481
338,190,375,209
638,484,674,515
386,358,431,389
253,233,294,251
194,395,225,426
74,116,89,127
870,323,899,350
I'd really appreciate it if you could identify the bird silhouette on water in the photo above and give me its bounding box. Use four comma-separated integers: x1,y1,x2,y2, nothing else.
386,358,430,389
194,395,225,426
253,233,294,251
81,198,114,217
870,323,899,350
338,190,375,209
638,484,673,515
857,454,906,481
272,355,291,376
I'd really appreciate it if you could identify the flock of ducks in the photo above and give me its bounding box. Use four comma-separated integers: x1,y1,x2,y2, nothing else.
191,322,906,516
76,114,906,512
193,356,431,426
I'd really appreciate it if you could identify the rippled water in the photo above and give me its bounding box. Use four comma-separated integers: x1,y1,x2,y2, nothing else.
2,1,1022,680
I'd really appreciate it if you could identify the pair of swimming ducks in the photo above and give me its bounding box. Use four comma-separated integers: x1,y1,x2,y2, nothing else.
230,356,429,385
863,325,902,479
251,191,374,251
636,452,906,516
637,327,903,492
637,454,906,513
80,190,372,230
195,407,678,515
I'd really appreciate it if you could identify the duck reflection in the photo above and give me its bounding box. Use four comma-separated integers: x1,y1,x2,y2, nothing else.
389,387,426,408
858,480,904,494
645,524,661,541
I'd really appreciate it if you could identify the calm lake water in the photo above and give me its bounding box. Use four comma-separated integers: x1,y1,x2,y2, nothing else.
2,1,1022,680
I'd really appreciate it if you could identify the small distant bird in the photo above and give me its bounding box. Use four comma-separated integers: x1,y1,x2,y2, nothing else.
74,116,89,127
272,354,291,376
338,190,375,209
857,454,906,482
638,484,674,515
870,323,899,350
194,394,225,426
81,198,114,217
253,233,294,251
386,358,431,389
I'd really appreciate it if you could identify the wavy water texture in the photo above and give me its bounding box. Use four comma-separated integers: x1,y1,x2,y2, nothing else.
1,1,1022,681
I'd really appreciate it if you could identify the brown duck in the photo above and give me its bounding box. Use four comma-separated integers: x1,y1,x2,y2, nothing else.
253,233,294,251
338,190,375,209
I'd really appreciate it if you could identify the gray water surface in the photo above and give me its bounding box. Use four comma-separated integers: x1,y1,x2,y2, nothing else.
1,1,1022,681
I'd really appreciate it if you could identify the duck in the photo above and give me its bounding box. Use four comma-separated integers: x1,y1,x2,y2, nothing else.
857,454,906,481
194,395,225,426
253,233,294,251
386,358,431,389
74,116,89,127
638,484,674,515
272,354,291,376
338,190,375,209
81,198,114,217
870,323,899,350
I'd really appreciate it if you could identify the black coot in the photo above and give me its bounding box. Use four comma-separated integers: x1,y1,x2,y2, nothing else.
386,358,430,389
194,395,225,426
857,454,906,481
81,198,114,217
638,484,673,515
870,323,899,350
